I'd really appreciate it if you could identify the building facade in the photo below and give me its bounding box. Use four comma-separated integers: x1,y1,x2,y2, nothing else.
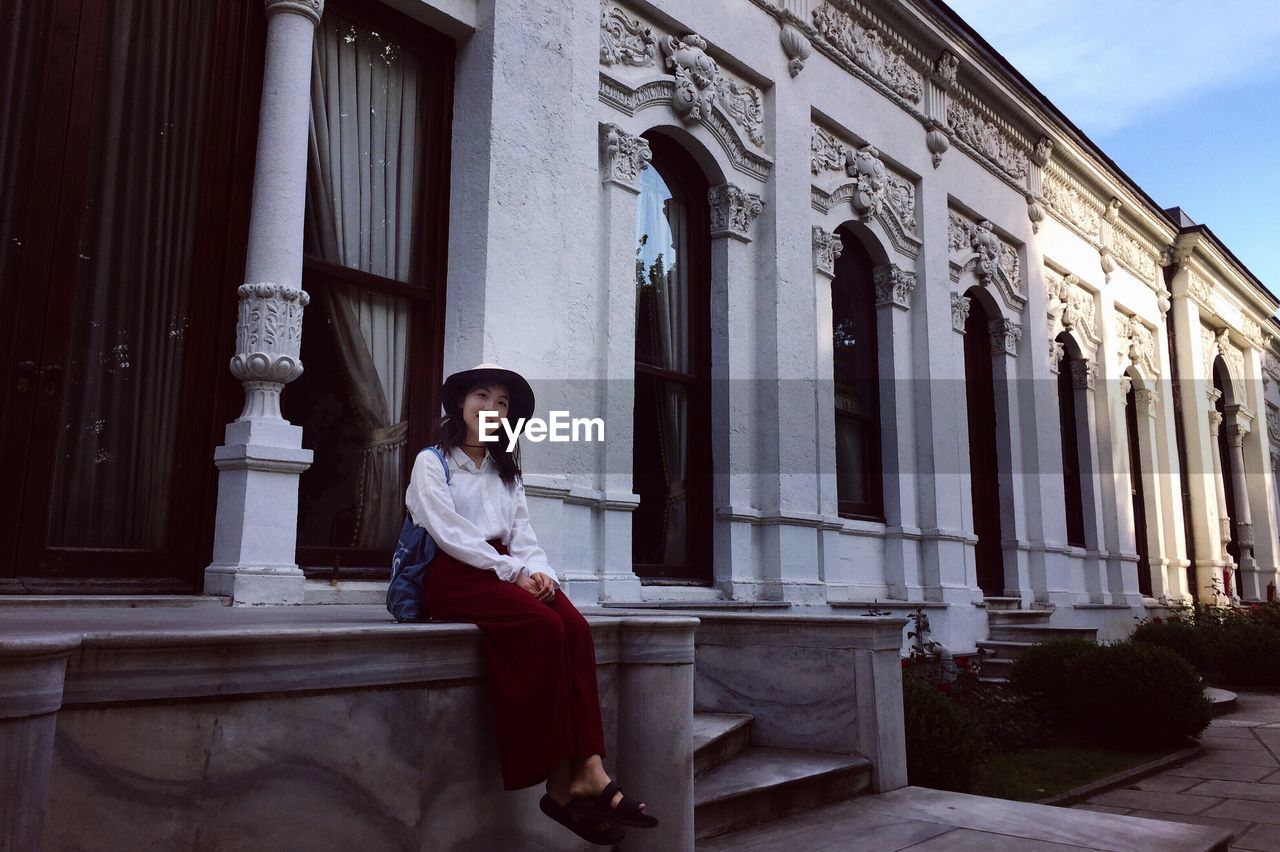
3,0,1278,653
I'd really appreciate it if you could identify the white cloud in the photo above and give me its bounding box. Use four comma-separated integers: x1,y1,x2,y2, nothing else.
945,0,1280,134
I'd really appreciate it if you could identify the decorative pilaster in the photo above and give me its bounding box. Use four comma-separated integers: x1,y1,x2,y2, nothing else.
1099,197,1121,283
708,183,763,241
873,264,915,310
205,0,324,605
1226,414,1257,596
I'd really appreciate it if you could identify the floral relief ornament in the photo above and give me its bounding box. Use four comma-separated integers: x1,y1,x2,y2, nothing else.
846,144,887,221
600,122,651,187
813,226,843,277
874,265,915,309
662,33,765,147
599,2,657,67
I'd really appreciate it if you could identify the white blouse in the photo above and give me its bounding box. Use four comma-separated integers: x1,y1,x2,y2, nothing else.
404,444,559,588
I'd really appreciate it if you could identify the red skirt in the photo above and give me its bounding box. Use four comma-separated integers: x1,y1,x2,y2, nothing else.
424,538,607,790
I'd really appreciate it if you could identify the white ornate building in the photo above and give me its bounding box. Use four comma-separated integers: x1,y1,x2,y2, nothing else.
3,0,1278,657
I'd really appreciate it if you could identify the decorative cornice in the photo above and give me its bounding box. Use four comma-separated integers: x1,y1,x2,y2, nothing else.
873,264,915,310
599,122,651,191
946,94,1029,182
811,3,924,105
708,183,764,241
598,73,772,181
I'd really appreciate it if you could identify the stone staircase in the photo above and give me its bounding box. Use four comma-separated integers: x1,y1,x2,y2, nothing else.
692,711,872,841
976,599,1097,683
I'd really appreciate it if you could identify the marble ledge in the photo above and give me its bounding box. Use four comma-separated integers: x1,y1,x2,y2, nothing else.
0,613,698,713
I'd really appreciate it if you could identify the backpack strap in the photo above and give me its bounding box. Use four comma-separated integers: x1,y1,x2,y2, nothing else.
424,445,451,484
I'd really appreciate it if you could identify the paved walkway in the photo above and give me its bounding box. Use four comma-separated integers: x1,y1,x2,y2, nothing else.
1074,691,1280,851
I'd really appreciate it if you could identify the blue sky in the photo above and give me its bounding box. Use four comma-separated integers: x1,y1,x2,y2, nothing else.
945,0,1280,293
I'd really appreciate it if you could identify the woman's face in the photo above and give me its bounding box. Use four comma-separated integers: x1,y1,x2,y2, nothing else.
461,382,510,441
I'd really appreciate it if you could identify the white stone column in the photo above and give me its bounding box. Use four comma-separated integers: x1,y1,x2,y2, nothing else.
1070,358,1108,602
707,184,765,596
874,264,919,598
1208,403,1233,601
1225,413,1257,598
596,123,649,602
205,0,322,605
1134,388,1175,598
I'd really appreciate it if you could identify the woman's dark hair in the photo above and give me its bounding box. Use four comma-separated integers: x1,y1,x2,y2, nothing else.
433,378,523,484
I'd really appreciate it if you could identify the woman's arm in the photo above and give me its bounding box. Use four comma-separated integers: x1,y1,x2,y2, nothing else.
405,449,524,582
509,478,560,589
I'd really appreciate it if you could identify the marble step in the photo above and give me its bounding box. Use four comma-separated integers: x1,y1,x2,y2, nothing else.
0,594,229,608
976,657,1015,680
986,607,1055,623
975,639,1038,661
303,581,387,605
982,596,1025,611
988,624,1098,642
694,745,872,840
693,712,754,778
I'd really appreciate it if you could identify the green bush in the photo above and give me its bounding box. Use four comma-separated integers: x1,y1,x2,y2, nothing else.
951,678,1048,754
1069,642,1212,747
1214,622,1280,687
1006,638,1098,727
1133,619,1219,672
902,672,987,792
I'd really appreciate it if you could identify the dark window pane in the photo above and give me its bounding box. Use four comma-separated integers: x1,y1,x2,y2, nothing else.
633,373,689,567
635,164,690,373
831,227,882,518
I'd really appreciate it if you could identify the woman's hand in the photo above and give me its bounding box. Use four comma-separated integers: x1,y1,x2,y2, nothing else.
516,572,556,603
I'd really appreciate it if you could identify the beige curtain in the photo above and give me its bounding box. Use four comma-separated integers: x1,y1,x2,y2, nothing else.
306,14,421,548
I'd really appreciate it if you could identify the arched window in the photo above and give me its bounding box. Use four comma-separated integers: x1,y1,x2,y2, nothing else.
1124,378,1152,596
1214,359,1239,597
964,291,1004,595
831,225,883,520
631,133,712,581
1056,334,1087,547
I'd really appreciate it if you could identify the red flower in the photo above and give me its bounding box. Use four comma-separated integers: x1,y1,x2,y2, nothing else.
936,682,953,694
956,657,971,670
1152,616,1163,624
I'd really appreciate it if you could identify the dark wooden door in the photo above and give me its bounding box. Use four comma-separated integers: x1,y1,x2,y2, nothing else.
963,295,1004,597
0,0,263,591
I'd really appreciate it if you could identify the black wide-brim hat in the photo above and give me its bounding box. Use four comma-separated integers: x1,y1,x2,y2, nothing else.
441,362,536,425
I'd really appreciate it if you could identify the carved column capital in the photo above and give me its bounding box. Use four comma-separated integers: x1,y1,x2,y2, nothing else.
873,264,915,310
989,318,1022,357
264,0,323,24
231,282,310,420
708,183,763,242
1226,422,1250,447
1070,357,1094,390
951,293,971,333
600,123,651,192
812,226,843,278
1208,409,1224,435
1135,388,1159,419
1049,340,1065,374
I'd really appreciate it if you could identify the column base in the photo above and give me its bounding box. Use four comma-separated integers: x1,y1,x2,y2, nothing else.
204,564,307,605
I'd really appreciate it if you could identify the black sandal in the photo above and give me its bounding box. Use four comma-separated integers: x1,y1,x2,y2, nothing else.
564,779,658,829
539,794,626,846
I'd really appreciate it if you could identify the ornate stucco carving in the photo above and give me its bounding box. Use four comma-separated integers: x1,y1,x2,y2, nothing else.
1042,165,1102,241
1135,388,1159,419
708,183,763,241
662,34,765,148
1242,316,1265,350
845,144,887,221
598,74,772,181
813,226,843,277
599,122,651,190
780,24,812,77
1049,340,1065,374
811,3,924,104
873,264,915,310
1201,326,1219,379
884,172,917,233
950,214,1021,293
1115,310,1159,379
1026,135,1053,233
811,126,847,174
1188,269,1215,309
600,2,657,67
951,292,972,333
946,96,1029,181
1216,329,1245,385
231,282,310,419
1045,268,1099,352
925,49,958,168
989,318,1023,356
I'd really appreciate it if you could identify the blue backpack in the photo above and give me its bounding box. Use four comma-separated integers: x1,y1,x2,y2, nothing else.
387,446,451,622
